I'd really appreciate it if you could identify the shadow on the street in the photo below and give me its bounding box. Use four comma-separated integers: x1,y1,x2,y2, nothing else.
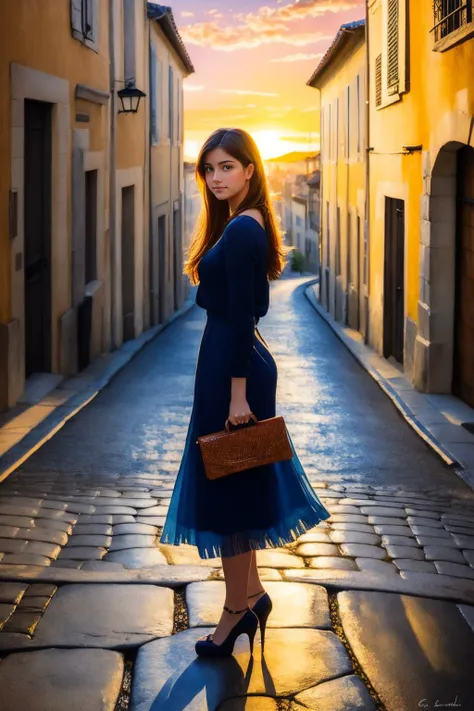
148,652,276,709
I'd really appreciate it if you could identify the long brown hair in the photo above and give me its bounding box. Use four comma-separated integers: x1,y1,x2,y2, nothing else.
184,128,293,285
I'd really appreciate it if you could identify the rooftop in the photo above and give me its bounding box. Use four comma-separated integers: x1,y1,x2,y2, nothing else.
147,3,195,75
307,19,365,89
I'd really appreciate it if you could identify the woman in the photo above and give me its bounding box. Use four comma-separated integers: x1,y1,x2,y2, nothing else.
160,128,330,658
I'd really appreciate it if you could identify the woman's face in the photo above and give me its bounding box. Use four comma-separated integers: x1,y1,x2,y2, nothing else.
203,147,254,202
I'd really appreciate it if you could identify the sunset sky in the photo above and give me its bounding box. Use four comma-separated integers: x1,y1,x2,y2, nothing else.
167,0,365,160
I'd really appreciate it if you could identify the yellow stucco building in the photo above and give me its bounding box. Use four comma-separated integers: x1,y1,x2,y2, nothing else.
310,1,474,410
368,0,474,408
307,22,368,335
0,0,111,411
0,1,193,414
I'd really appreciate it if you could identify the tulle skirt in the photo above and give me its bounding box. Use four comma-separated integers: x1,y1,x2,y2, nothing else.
159,311,331,558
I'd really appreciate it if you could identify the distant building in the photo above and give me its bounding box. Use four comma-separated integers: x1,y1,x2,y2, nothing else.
147,3,194,326
265,152,320,273
307,20,367,331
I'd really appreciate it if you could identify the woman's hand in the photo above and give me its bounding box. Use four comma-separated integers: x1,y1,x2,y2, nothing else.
228,396,253,426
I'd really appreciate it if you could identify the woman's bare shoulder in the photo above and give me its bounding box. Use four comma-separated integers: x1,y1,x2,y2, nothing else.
238,208,265,229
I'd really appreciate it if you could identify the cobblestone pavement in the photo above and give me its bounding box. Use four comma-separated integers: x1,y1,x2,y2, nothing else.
0,276,474,711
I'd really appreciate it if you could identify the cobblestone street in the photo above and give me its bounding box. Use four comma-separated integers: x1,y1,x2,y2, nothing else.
0,276,474,711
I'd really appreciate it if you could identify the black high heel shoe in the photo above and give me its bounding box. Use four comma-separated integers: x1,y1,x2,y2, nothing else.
248,590,273,652
195,605,258,658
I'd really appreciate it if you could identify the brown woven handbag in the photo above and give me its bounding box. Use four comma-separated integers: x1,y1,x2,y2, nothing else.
196,414,293,480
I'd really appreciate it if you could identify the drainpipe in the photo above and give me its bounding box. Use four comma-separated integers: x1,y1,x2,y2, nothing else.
109,0,117,349
364,0,371,345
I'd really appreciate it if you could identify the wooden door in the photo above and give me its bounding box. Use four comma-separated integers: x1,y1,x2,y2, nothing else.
24,99,52,377
121,186,135,342
158,215,166,323
383,198,405,364
453,146,474,407
173,209,181,311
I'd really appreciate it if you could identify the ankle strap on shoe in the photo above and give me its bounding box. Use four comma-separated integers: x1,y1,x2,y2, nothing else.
223,605,249,614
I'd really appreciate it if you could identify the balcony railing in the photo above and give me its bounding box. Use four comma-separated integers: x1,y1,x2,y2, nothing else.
431,0,472,41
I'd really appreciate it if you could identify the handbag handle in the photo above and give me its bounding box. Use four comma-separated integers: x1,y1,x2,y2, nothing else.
225,413,258,432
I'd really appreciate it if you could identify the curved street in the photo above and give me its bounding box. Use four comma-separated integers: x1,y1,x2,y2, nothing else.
0,276,474,711
15,275,466,492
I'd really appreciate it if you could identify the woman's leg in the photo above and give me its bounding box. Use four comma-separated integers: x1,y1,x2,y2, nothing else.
247,550,266,605
210,550,252,645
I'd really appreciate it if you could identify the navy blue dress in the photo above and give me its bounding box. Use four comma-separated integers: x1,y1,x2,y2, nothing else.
160,214,330,558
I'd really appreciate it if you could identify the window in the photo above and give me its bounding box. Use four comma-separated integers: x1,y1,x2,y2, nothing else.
82,0,94,39
363,218,368,286
150,45,158,145
71,0,98,49
432,0,472,40
321,109,325,163
346,85,350,161
335,207,341,276
296,215,303,227
375,53,382,107
387,0,399,94
177,79,181,146
123,0,136,84
326,201,330,269
374,0,409,107
168,66,174,143
357,73,363,155
328,104,332,161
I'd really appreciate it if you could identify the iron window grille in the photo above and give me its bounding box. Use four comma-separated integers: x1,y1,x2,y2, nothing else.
431,0,472,41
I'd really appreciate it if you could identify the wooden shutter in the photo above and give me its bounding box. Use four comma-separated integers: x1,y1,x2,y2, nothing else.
83,0,93,38
387,0,399,94
375,54,382,107
168,66,174,143
150,45,158,145
71,0,83,34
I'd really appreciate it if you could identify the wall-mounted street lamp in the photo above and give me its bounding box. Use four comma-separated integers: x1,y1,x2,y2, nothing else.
117,80,146,114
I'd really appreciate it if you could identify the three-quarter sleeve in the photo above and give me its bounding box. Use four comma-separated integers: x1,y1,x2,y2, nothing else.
223,219,258,377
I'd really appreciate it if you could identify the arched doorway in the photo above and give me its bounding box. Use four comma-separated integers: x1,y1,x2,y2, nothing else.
419,141,474,405
453,145,474,407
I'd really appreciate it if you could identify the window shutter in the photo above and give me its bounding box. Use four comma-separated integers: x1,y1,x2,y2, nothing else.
375,53,382,107
387,0,399,94
150,46,158,145
83,0,93,38
168,66,174,143
71,0,82,34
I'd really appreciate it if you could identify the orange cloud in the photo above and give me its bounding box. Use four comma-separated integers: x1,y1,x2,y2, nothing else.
271,52,324,62
177,0,359,50
257,0,361,21
178,20,330,50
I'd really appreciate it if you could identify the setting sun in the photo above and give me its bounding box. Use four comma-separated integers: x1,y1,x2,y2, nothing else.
249,130,287,160
184,129,318,162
